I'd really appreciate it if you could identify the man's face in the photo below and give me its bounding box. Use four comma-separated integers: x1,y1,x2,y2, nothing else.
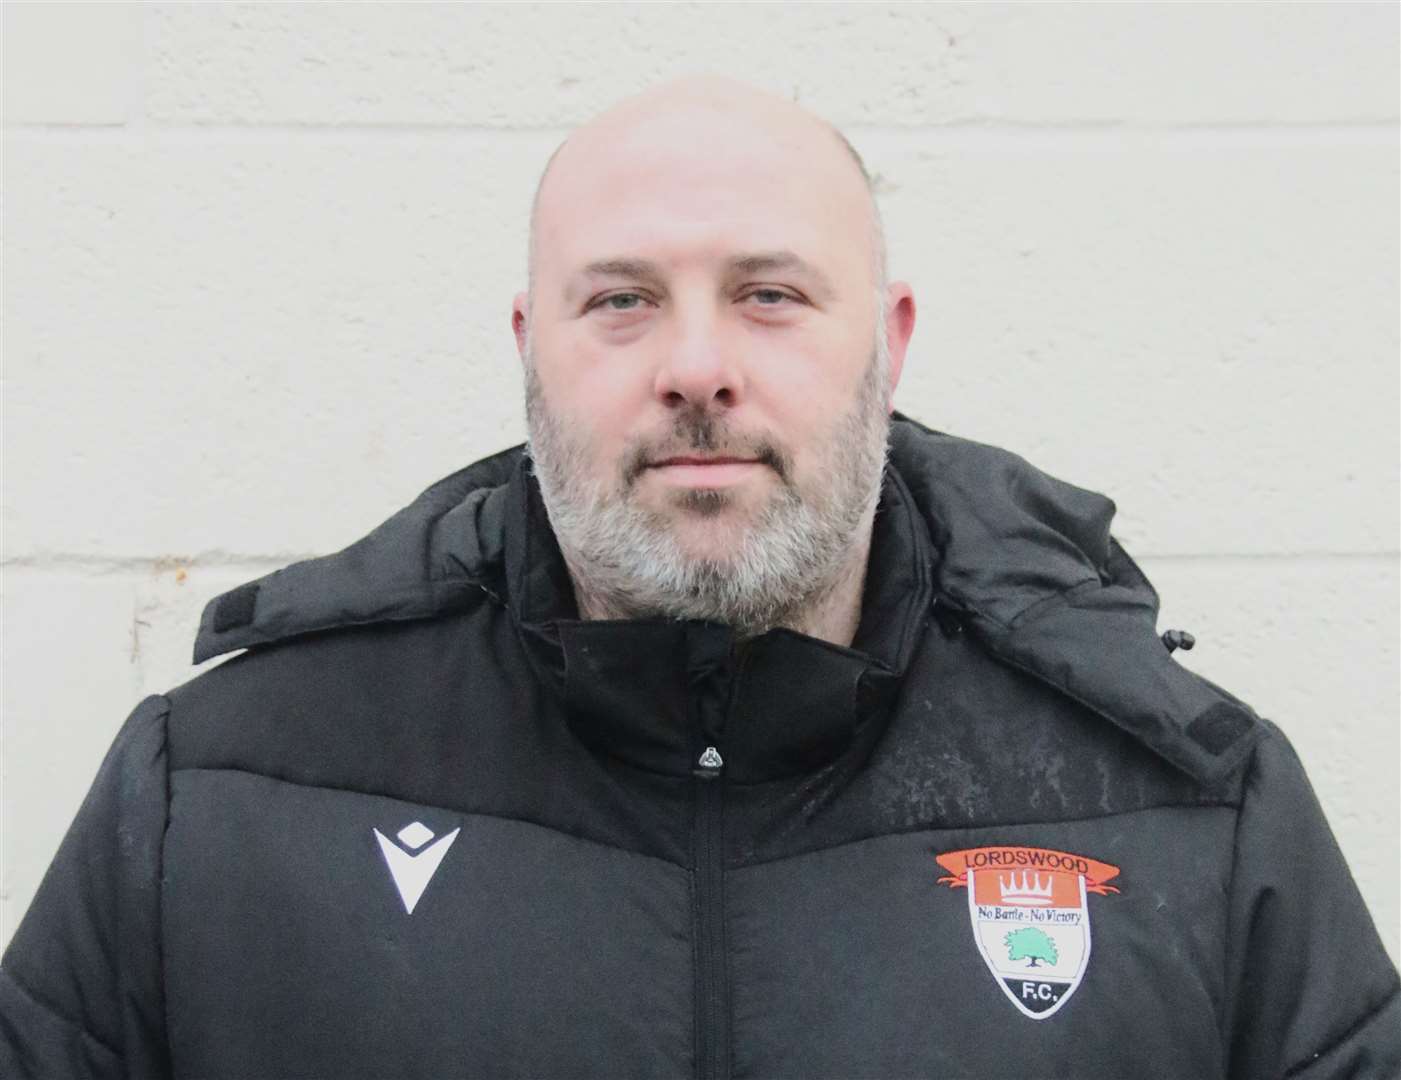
518,95,908,635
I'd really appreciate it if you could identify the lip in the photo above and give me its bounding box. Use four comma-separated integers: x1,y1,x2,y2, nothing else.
646,458,766,487
652,456,759,467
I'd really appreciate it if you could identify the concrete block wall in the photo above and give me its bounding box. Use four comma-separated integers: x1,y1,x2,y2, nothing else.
3,2,1396,966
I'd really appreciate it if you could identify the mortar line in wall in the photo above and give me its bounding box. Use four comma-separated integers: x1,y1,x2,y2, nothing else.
3,122,1397,144
0,554,320,573
1135,551,1401,564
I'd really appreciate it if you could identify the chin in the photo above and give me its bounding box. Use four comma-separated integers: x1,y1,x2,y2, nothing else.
665,513,757,564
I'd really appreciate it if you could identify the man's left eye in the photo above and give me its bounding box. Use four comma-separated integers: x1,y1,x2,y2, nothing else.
594,292,648,312
746,289,797,306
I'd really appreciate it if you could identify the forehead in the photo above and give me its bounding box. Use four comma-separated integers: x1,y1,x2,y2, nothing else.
535,111,872,296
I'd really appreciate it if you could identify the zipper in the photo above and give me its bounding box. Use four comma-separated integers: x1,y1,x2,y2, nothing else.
693,745,729,1080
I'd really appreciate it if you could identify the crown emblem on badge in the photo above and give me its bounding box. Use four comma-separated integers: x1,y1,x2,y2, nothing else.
1000,871,1054,905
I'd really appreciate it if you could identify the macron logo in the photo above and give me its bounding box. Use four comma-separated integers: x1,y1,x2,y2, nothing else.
373,820,460,914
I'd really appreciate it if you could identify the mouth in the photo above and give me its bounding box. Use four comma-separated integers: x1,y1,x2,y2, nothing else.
651,455,762,468
645,455,768,488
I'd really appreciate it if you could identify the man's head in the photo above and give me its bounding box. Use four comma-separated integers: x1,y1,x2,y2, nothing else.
512,75,916,639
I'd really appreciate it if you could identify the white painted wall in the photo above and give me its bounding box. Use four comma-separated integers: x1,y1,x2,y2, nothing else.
3,2,1397,966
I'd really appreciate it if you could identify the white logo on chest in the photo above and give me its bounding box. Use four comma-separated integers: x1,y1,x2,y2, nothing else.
373,820,460,914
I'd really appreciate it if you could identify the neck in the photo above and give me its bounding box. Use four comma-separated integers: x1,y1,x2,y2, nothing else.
787,529,872,647
563,519,875,650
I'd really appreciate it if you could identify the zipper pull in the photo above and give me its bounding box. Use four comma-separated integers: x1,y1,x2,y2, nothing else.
694,745,724,780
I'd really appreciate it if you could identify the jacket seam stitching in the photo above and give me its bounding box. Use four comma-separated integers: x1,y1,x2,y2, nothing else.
1220,737,1256,1072
883,464,927,665
1005,575,1104,631
156,693,175,1078
169,764,688,871
964,627,1255,783
201,579,489,658
0,966,123,1063
688,806,702,1079
731,799,1242,871
1280,977,1401,1078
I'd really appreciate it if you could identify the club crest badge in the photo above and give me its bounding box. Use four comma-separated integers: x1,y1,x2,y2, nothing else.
936,846,1120,1020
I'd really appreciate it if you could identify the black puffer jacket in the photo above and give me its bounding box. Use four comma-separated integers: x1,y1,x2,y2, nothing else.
3,416,1397,1079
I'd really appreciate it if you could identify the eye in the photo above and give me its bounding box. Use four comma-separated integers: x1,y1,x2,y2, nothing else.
589,291,650,313
744,288,800,307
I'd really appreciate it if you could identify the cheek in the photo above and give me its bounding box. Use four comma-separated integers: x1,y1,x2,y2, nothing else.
536,348,644,459
752,348,874,476
754,351,865,433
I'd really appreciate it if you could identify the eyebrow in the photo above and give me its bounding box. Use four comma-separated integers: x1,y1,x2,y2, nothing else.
569,250,836,300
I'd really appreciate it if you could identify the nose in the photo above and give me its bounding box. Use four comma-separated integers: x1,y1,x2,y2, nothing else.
653,314,744,412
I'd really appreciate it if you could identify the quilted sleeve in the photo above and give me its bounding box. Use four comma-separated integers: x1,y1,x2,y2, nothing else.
0,695,173,1080
1223,720,1400,1078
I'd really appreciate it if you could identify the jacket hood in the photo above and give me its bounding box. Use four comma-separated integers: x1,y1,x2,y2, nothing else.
193,414,1260,786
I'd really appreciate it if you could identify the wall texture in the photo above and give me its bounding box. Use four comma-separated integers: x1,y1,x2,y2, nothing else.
3,2,1397,963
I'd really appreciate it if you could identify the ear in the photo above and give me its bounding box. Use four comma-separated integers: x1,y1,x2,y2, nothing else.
511,292,530,363
882,283,917,411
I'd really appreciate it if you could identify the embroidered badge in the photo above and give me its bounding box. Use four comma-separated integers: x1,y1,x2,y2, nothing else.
936,846,1120,1020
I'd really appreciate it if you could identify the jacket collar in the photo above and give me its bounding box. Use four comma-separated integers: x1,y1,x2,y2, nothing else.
500,450,933,782
193,416,1261,786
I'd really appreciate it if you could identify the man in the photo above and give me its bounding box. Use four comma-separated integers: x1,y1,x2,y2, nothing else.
2,75,1396,1079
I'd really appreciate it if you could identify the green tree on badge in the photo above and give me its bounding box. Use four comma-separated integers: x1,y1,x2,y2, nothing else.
1005,926,1059,968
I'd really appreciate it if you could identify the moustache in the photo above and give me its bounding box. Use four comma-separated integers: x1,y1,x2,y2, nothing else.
621,411,791,487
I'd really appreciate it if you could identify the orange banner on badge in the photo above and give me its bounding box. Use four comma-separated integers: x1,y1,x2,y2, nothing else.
936,846,1121,897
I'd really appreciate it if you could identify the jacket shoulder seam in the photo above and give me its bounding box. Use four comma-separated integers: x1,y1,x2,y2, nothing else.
0,965,124,1064
169,764,688,871
734,799,1242,871
154,693,174,1078
239,583,487,647
1220,729,1257,1065
1004,575,1104,632
964,630,1259,786
1281,976,1401,1078
196,577,493,662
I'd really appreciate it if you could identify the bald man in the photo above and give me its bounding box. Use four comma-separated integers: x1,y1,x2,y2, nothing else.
516,76,912,648
3,76,1397,1080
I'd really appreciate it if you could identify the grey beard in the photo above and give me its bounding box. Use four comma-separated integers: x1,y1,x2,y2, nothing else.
523,329,892,640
